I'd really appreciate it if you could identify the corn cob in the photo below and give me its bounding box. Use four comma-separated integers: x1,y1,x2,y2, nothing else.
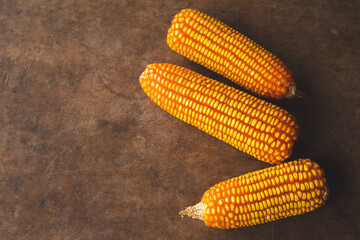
180,159,329,229
167,9,296,99
139,63,298,164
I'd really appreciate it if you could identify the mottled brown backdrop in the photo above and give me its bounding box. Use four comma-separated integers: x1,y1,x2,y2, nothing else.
0,0,359,239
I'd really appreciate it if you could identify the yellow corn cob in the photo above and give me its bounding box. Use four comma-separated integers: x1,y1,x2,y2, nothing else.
139,63,299,164
180,159,329,229
167,9,296,99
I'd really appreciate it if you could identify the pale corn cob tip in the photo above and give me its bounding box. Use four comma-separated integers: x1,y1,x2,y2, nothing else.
179,159,329,229
179,202,205,220
167,9,297,99
139,63,299,164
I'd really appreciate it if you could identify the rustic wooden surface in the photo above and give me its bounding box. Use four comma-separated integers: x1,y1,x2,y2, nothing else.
0,0,359,239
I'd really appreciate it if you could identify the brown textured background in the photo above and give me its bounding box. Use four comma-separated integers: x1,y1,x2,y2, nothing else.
0,0,359,239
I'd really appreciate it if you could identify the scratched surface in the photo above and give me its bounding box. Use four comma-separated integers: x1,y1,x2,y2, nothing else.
0,0,359,239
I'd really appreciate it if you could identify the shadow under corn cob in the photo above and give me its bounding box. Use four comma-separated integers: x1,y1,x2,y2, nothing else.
180,159,329,229
139,63,299,164
167,9,296,99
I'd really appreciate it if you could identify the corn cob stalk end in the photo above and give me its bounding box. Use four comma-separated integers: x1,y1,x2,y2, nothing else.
179,202,204,220
286,85,296,98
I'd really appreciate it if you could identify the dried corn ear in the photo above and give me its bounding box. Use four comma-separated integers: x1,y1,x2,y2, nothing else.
167,9,296,99
180,159,329,229
139,63,298,164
